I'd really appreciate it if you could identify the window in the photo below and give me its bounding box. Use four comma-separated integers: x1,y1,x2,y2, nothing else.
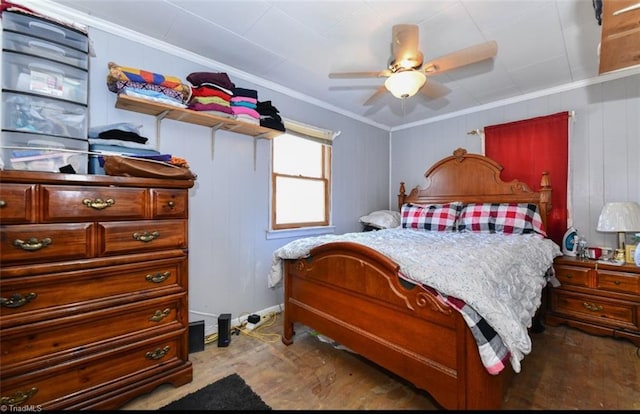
271,120,337,231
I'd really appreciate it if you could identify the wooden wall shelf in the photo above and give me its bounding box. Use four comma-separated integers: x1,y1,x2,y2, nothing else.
115,94,284,139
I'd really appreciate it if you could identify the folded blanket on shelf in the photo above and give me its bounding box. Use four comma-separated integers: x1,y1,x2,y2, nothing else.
109,61,183,88
231,106,260,118
231,96,257,104
230,100,257,109
191,96,231,106
191,85,232,100
188,102,234,114
107,62,191,101
187,72,235,91
232,87,258,99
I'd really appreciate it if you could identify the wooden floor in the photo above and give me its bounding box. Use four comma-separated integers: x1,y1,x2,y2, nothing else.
122,314,640,410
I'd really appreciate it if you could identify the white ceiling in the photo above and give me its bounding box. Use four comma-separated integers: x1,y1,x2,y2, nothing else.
39,1,636,129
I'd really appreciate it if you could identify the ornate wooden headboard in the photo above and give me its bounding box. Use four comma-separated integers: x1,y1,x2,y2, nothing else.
397,148,552,230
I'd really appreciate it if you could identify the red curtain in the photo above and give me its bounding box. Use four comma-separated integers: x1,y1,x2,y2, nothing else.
484,112,569,245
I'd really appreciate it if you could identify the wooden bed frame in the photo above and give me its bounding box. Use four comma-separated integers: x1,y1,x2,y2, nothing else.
281,148,552,410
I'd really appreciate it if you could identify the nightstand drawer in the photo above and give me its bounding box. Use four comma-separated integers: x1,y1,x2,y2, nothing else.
550,289,638,331
554,264,591,287
597,269,640,295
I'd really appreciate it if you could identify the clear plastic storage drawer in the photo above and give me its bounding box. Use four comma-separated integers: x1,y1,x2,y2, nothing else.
3,92,88,139
1,131,88,174
3,31,89,70
3,51,88,104
2,11,89,52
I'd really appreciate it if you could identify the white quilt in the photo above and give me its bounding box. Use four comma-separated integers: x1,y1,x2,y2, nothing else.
268,228,562,372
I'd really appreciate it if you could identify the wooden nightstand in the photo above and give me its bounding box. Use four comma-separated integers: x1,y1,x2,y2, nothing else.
545,255,640,345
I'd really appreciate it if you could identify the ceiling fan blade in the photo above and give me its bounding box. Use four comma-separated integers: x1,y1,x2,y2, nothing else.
423,40,498,75
419,78,450,100
391,24,422,69
329,70,391,79
363,85,388,106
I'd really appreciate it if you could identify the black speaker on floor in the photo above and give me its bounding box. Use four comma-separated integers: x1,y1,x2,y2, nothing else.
218,313,231,347
188,320,205,353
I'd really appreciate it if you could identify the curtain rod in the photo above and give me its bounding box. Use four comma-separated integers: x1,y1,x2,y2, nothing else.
466,110,575,136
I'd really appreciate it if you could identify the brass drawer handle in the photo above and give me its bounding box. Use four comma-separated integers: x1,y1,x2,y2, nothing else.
133,231,159,243
1,387,38,405
614,280,621,285
563,274,573,279
146,271,170,283
583,302,603,312
167,201,175,209
1,292,37,308
145,345,170,360
13,237,52,251
150,308,171,322
0,199,6,208
83,198,115,210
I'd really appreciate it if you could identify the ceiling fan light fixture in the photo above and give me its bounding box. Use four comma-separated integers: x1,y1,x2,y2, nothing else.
384,70,426,99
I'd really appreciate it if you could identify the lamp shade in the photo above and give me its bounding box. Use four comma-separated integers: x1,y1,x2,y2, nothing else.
384,70,426,99
596,202,640,232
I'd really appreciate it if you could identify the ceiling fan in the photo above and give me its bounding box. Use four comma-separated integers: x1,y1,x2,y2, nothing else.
329,24,498,105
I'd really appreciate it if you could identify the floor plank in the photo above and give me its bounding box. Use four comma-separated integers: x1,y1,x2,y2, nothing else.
121,314,640,410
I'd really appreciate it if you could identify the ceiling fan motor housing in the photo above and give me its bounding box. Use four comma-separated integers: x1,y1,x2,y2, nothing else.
389,51,424,72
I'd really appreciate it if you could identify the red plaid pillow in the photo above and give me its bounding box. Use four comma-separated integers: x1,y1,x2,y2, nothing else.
458,203,547,236
494,203,547,236
401,202,461,231
457,203,495,233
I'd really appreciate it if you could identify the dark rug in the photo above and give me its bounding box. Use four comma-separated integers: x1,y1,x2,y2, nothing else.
160,373,271,410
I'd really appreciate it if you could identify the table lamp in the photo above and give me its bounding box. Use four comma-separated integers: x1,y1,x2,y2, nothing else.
596,201,640,262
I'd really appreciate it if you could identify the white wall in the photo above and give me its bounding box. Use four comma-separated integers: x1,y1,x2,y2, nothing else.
10,2,639,336
86,28,390,334
390,73,640,250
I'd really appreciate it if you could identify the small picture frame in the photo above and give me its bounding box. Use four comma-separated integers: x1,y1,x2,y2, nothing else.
625,244,637,264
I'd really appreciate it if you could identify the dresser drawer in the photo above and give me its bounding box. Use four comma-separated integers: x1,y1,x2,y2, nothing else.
0,223,94,265
550,289,638,331
596,269,640,295
1,294,184,375
0,257,186,324
41,185,147,221
151,188,188,219
0,332,185,409
98,220,187,256
0,183,36,224
554,264,591,288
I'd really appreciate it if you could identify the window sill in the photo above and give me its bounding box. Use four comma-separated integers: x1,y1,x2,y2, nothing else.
266,226,336,240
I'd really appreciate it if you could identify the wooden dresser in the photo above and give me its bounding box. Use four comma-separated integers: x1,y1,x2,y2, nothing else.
546,255,640,345
0,170,194,409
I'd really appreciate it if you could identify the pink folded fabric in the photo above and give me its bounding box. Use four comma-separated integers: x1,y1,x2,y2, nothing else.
231,106,260,118
230,96,257,104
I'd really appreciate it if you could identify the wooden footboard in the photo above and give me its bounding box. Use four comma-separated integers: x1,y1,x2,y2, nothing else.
281,242,513,410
